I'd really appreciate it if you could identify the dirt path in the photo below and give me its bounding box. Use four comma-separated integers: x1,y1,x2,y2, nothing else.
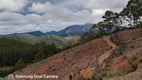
98,36,117,65
103,36,117,50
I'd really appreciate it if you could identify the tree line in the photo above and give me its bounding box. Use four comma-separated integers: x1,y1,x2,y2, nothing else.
80,0,142,43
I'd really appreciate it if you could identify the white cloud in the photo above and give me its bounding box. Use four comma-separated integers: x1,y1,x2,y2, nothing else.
0,0,27,12
92,9,109,15
71,0,129,9
0,0,129,34
29,2,55,13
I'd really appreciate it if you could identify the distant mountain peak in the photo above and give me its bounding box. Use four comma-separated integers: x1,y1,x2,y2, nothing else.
26,31,44,36
19,24,93,37
45,23,93,36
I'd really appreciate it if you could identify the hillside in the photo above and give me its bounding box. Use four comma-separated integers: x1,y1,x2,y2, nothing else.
0,34,69,48
37,35,69,48
0,34,37,44
6,29,142,80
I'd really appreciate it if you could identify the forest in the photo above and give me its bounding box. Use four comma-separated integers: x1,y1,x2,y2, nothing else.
0,37,57,77
0,37,57,66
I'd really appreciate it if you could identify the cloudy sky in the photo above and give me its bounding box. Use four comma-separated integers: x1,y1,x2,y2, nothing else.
0,0,129,34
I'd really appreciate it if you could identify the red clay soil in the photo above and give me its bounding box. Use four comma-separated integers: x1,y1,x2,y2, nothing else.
98,36,117,65
111,29,142,44
104,29,142,80
106,56,133,73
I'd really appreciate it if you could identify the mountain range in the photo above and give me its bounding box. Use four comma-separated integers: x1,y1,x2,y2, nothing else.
0,23,92,48
24,23,93,36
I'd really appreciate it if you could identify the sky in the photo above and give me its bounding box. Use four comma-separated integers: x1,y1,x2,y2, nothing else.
0,0,129,34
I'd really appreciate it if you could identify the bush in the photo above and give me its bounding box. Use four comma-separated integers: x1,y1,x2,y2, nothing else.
117,44,127,53
78,75,86,80
69,75,73,80
127,64,137,73
131,56,137,61
127,56,138,73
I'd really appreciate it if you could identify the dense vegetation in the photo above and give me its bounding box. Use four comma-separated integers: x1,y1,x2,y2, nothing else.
80,0,142,43
0,37,58,77
0,37,56,67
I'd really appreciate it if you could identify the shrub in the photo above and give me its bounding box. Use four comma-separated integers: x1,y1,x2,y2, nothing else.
64,58,66,60
78,75,86,80
131,56,137,61
127,64,137,73
140,59,142,63
69,75,73,80
48,65,52,69
52,69,56,71
117,44,127,53
128,56,138,73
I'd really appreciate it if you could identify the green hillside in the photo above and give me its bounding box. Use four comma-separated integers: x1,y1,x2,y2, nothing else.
0,34,69,48
38,35,69,48
0,34,37,44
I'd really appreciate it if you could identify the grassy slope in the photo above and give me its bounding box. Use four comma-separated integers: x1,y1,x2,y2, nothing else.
38,35,69,48
0,34,69,47
0,34,37,43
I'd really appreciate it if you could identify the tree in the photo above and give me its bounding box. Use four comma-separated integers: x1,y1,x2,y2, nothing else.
102,10,119,21
14,59,26,70
120,0,142,26
102,10,120,33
